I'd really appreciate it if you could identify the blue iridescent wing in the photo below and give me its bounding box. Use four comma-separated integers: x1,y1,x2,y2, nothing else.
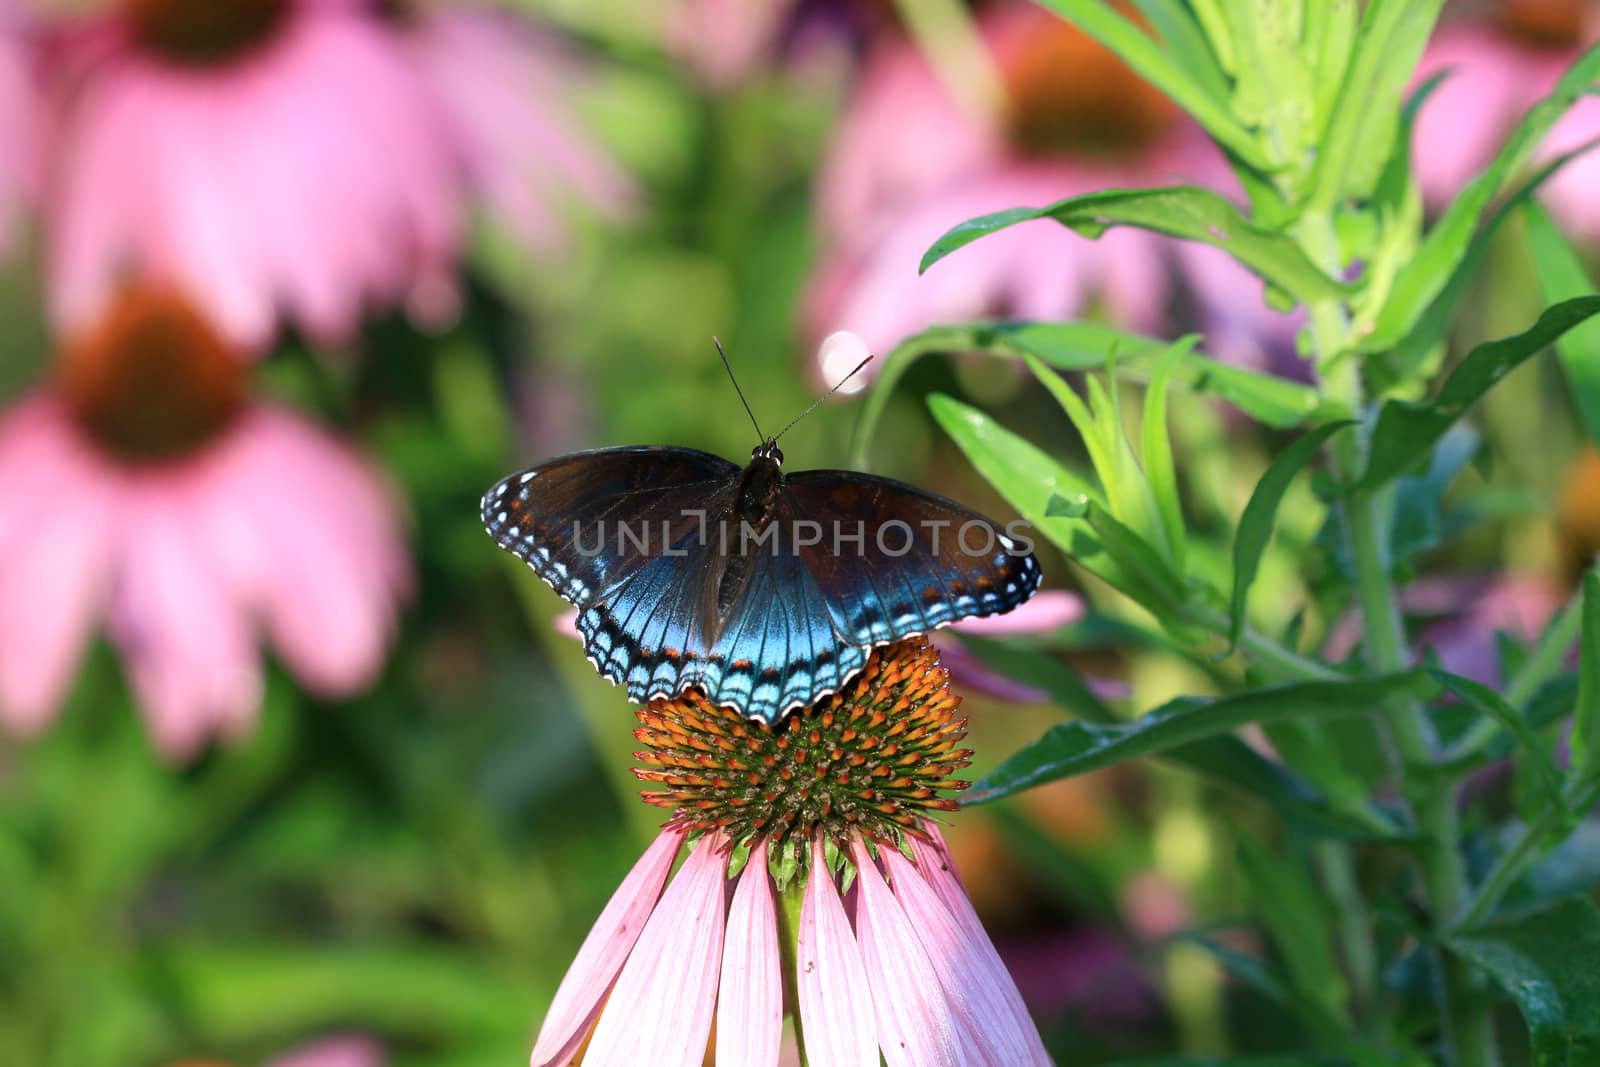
579,518,865,722
783,470,1042,644
481,445,739,611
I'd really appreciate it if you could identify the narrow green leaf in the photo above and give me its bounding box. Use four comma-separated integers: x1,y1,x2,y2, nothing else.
969,672,1428,802
1229,421,1354,646
926,395,1131,592
1143,338,1192,570
1306,0,1445,210
1047,494,1191,613
1367,39,1600,349
920,186,1347,306
1377,136,1600,378
1574,572,1600,778
1237,832,1349,1024
1130,0,1232,105
1451,898,1600,1067
1218,0,1314,165
1033,0,1269,168
851,322,1326,467
1307,0,1358,142
1359,297,1600,490
1431,670,1565,812
959,638,1403,838
1525,201,1600,448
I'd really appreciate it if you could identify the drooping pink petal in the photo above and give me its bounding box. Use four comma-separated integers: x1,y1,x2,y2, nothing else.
848,838,964,1067
530,826,686,1067
0,11,39,258
0,404,112,733
582,832,729,1067
717,839,783,1067
909,828,1048,1059
950,591,1084,638
796,838,878,1067
265,1034,385,1067
883,845,1051,1066
109,480,262,761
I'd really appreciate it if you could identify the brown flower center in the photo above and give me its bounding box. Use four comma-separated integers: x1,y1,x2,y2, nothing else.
125,0,291,66
59,286,247,464
1000,8,1179,161
633,637,973,850
1499,0,1590,47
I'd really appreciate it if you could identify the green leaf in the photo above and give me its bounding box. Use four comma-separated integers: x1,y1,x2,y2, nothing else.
1305,0,1445,210
920,187,1347,307
969,672,1429,802
1366,40,1600,350
1451,898,1600,1067
852,322,1327,468
1218,0,1315,166
1525,201,1600,449
1388,425,1479,569
958,638,1403,838
1143,339,1191,570
1376,136,1600,379
925,395,1133,592
1229,421,1354,646
1237,832,1349,1024
1574,572,1600,779
1032,0,1269,169
1047,494,1192,615
1431,670,1565,813
1130,0,1232,105
1358,297,1600,490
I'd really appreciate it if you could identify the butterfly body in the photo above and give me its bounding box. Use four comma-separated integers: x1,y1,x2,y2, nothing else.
484,441,1040,723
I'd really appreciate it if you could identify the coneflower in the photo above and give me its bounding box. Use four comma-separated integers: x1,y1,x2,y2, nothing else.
530,636,1052,1067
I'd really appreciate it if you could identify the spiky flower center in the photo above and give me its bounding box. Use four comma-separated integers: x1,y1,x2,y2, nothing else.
632,637,972,849
60,285,247,464
126,0,290,66
1499,0,1587,47
1000,7,1178,161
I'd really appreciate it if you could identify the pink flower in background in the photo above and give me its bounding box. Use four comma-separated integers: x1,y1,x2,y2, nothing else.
265,1035,384,1067
404,3,635,252
0,286,411,761
531,828,1051,1067
45,0,633,353
1413,3,1600,237
808,3,1290,378
0,0,39,256
938,590,1089,703
664,0,889,87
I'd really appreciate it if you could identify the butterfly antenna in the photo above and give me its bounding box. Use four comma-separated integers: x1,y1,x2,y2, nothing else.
773,353,874,443
715,336,766,443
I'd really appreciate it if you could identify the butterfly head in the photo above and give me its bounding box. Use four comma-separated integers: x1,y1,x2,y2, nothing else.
751,439,784,466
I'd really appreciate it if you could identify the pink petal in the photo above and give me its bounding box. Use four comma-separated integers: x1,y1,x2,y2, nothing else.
530,826,686,1067
848,839,965,1067
109,483,262,761
883,845,1050,1066
950,591,1084,637
0,412,111,733
583,832,728,1067
717,840,783,1067
909,828,1047,1060
265,1034,385,1067
796,838,878,1067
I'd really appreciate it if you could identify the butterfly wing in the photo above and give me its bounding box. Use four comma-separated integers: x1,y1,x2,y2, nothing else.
782,470,1042,645
481,444,739,614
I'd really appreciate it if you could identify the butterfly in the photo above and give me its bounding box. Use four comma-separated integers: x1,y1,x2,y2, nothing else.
481,344,1042,723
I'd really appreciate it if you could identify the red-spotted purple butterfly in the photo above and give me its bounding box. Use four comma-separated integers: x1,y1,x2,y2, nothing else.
482,340,1041,723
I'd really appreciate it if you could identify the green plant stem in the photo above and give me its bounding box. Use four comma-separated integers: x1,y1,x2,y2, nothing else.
1314,840,1377,1023
1184,605,1345,683
1301,204,1495,1067
1457,778,1600,930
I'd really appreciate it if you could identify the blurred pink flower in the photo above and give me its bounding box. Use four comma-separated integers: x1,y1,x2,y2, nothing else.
1413,5,1600,237
0,1,39,256
264,1035,384,1067
45,0,632,353
531,827,1050,1067
405,3,635,253
0,286,410,761
808,4,1285,375
664,0,888,87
